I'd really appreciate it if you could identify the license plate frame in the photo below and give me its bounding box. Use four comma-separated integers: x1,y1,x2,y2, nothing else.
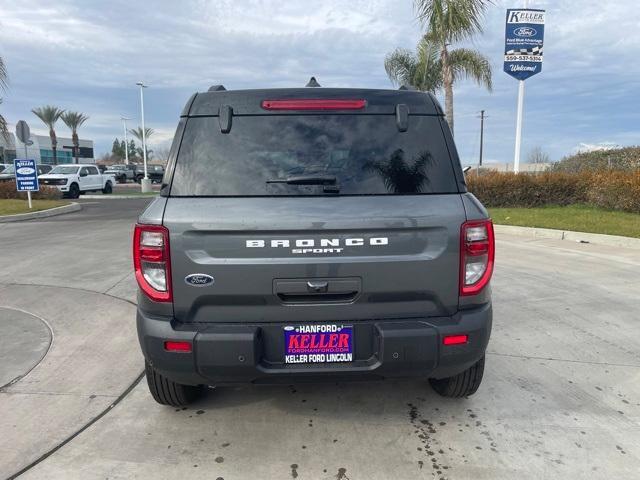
284,324,353,364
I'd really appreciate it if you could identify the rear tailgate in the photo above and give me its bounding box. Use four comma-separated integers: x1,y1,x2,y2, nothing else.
165,195,464,323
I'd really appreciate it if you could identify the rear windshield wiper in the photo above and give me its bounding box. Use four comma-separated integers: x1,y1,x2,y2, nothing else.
266,175,337,186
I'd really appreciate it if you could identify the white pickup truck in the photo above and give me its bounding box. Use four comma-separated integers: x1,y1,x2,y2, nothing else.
39,164,116,198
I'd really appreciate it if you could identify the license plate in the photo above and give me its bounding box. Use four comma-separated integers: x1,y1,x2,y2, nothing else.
284,324,353,364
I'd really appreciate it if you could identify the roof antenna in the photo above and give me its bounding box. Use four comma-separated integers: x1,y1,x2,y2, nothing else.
208,85,226,92
305,77,321,87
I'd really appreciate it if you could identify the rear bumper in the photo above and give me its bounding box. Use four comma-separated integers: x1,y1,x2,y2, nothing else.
137,303,492,386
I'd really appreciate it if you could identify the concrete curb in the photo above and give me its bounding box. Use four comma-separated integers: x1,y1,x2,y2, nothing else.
82,194,158,199
495,224,640,249
0,203,81,223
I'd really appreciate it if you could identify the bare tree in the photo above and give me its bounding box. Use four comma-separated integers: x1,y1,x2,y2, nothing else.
152,147,170,165
527,146,550,164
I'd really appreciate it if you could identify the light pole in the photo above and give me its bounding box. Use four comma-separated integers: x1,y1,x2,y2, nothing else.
121,116,130,165
136,81,151,192
478,110,486,175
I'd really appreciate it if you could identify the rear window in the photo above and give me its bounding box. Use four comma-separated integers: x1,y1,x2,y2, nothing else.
170,115,458,196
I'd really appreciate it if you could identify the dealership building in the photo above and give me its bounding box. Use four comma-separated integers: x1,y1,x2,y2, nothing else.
0,132,95,164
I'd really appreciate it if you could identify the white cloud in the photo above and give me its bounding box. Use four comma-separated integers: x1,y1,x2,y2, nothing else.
573,142,618,153
0,0,639,160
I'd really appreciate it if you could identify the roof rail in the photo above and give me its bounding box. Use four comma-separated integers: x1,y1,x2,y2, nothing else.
305,77,321,87
208,85,227,92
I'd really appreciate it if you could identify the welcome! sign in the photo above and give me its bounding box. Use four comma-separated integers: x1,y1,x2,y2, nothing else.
504,9,546,81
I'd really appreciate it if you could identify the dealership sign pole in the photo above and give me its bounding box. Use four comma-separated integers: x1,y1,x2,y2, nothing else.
15,120,37,209
504,2,545,172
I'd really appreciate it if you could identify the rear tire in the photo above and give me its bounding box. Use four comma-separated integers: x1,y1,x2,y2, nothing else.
429,355,485,398
102,182,113,194
145,361,201,407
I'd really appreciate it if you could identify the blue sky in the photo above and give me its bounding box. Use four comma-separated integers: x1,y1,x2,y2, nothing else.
0,0,638,164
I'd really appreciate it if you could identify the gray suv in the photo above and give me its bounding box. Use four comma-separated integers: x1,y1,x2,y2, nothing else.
134,84,494,406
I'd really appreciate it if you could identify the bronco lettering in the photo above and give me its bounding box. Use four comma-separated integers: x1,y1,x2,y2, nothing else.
246,237,388,249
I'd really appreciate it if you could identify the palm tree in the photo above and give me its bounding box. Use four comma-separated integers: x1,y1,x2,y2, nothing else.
0,56,8,141
385,0,493,135
384,39,443,93
129,127,154,160
32,105,65,164
365,149,433,193
61,111,89,164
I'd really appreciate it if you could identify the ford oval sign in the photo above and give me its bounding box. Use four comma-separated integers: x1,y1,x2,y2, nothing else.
16,167,35,175
184,274,214,287
514,26,537,37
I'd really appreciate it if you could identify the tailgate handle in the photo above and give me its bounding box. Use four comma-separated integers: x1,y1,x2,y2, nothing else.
274,277,361,304
307,281,329,293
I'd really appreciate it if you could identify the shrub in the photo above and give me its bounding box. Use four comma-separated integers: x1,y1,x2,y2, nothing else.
466,170,640,214
586,170,640,213
0,180,63,200
466,172,587,208
552,146,640,173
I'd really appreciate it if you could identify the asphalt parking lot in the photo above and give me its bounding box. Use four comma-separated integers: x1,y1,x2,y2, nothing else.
0,199,638,480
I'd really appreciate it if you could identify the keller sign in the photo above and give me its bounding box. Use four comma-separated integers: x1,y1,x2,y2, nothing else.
504,9,546,81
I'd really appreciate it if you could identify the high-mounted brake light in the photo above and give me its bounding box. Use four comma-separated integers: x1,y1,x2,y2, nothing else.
133,224,172,302
460,219,495,296
261,99,366,110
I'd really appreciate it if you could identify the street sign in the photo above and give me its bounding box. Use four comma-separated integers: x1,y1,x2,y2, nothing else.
15,120,31,144
14,159,39,192
504,9,545,81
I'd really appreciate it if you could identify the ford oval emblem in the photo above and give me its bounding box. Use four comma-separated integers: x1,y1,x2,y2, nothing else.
184,273,214,287
514,27,537,37
17,167,35,175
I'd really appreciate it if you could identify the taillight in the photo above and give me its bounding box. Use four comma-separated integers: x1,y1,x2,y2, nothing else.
133,224,172,302
261,99,366,110
460,219,495,296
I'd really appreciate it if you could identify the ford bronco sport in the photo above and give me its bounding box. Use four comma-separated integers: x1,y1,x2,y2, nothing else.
134,81,494,407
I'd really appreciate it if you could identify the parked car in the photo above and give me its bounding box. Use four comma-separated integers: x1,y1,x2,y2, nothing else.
104,164,138,183
135,84,494,407
134,164,165,184
39,164,116,198
0,164,52,182
0,163,10,173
